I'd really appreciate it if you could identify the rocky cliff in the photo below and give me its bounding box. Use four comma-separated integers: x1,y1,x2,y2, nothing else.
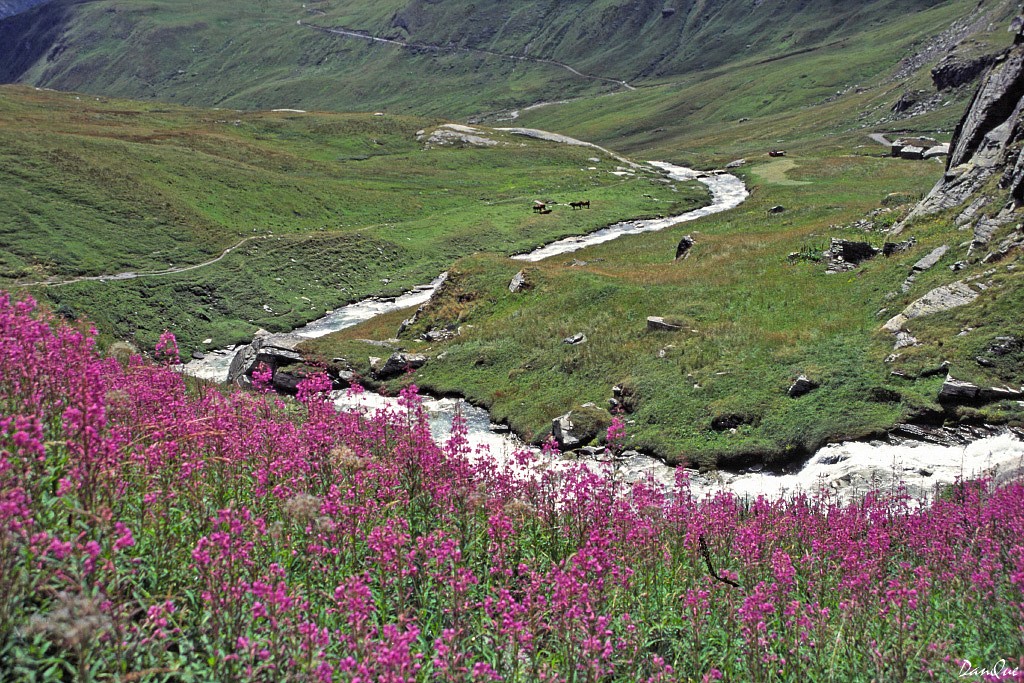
907,24,1024,228
883,22,1024,429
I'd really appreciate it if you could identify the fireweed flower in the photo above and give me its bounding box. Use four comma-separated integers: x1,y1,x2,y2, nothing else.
1,292,1023,680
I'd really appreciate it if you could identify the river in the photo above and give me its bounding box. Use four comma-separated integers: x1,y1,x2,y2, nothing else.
180,153,1024,502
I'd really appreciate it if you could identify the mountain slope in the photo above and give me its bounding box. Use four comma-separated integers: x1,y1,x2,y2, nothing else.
0,0,47,20
0,0,1013,122
0,86,706,350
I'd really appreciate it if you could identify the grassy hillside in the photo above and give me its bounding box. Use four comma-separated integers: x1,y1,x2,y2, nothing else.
303,136,966,466
1,1,1022,467
1,86,706,351
0,0,1014,122
504,1,1015,157
0,0,45,19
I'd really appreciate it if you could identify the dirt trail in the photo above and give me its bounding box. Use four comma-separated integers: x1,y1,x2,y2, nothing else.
11,236,268,288
300,22,636,91
868,132,892,147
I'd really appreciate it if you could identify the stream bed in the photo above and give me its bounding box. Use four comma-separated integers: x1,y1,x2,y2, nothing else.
180,157,1024,501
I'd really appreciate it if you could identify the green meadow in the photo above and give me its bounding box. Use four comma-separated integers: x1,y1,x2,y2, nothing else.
1,0,1022,466
306,140,1014,466
2,86,706,349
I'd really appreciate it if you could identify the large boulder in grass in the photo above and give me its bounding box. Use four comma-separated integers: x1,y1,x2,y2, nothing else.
509,269,529,293
939,376,1024,403
551,405,612,450
647,316,683,332
675,235,695,260
375,352,427,380
226,331,307,386
788,375,819,398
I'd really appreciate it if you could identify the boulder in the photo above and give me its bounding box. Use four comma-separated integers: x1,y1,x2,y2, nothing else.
551,413,582,449
675,235,695,260
255,334,305,368
788,375,819,398
376,353,427,380
883,281,980,332
931,52,996,91
973,210,1014,246
227,344,259,385
911,245,948,272
989,336,1022,356
647,316,683,332
725,159,746,169
891,91,925,114
551,406,612,450
882,238,916,256
421,328,456,342
939,376,1024,403
923,144,950,159
509,269,529,293
271,370,304,394
894,331,920,350
825,239,879,272
563,333,587,345
768,205,785,214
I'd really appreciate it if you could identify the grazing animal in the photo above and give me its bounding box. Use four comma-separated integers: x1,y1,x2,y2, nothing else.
769,150,787,157
532,202,547,213
569,200,591,210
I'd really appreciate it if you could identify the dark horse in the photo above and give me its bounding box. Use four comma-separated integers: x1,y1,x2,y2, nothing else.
569,200,590,210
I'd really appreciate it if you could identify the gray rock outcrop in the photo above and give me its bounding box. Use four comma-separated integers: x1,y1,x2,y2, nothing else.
675,235,695,260
931,52,997,91
551,413,582,449
939,376,1024,403
375,353,427,380
509,270,529,293
788,375,819,398
901,30,1024,225
883,280,981,332
647,316,683,332
226,331,311,389
912,245,949,272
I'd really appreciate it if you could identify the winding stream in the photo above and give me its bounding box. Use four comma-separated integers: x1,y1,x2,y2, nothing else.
180,151,1024,501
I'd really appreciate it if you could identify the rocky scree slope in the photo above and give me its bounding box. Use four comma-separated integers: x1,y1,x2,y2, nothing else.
884,22,1024,425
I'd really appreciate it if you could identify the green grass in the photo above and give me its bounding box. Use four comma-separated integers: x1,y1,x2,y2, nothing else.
304,136,1023,466
0,0,1013,123
3,0,1023,468
0,86,708,350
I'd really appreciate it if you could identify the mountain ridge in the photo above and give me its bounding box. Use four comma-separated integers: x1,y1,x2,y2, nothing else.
0,0,1012,123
